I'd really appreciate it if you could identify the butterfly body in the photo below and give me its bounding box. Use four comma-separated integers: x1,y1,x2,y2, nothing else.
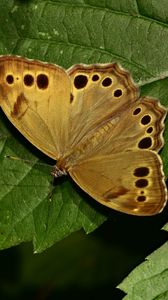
0,55,167,216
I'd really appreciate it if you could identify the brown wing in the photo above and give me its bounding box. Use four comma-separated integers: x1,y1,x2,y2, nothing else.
66,63,139,150
95,96,167,156
69,151,167,216
0,55,71,160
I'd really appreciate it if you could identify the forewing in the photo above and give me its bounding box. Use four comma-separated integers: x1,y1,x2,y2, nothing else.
66,63,139,149
0,56,71,159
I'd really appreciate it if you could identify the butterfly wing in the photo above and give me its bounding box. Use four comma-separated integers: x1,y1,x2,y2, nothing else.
69,151,167,216
66,63,139,149
0,56,71,159
66,64,167,215
95,96,167,156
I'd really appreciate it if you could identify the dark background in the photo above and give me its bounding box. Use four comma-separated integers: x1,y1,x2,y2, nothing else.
0,208,167,300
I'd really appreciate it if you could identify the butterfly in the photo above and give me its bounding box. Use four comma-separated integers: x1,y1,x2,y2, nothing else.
0,55,167,216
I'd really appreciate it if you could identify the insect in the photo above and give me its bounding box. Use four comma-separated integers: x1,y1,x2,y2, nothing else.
0,56,167,215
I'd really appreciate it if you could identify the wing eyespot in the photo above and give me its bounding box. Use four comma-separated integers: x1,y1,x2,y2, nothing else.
37,74,49,89
140,115,151,125
146,126,153,134
6,74,14,85
136,195,147,202
92,74,100,81
135,178,149,188
24,74,34,87
134,167,150,177
102,77,112,87
133,107,141,115
113,89,123,98
74,74,88,89
138,137,152,149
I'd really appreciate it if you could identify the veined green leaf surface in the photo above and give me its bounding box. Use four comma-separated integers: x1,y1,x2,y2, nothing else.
0,0,167,253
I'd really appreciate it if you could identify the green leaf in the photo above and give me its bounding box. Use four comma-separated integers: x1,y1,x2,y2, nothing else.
0,113,106,252
118,241,168,300
0,0,167,252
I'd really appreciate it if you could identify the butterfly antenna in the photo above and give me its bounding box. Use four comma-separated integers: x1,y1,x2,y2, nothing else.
4,155,53,168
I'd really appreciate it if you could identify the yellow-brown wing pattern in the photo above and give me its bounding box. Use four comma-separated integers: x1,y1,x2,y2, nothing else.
0,56,71,159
